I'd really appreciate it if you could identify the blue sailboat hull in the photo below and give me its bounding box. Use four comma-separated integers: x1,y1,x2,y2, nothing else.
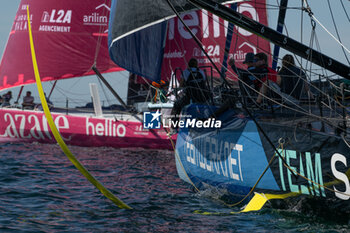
175,105,350,205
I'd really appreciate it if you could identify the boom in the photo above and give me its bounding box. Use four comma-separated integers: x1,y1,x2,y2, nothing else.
188,0,350,79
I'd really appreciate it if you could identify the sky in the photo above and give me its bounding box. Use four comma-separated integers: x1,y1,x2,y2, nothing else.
269,0,350,70
0,0,349,107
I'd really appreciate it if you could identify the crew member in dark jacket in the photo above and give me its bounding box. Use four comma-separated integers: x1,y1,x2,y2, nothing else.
278,54,307,100
171,58,210,118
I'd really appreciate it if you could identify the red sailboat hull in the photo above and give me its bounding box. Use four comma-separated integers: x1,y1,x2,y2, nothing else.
0,108,176,149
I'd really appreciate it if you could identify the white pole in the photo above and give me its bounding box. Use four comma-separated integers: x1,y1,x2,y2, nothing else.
89,83,103,117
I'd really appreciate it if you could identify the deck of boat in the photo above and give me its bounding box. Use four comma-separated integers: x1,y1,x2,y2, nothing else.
0,106,143,122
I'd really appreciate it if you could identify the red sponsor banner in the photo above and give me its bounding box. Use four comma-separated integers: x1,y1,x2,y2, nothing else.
0,109,174,149
0,0,124,91
161,0,270,80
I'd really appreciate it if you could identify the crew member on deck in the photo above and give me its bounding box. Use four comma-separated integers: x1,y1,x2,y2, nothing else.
1,91,12,107
253,53,281,104
22,91,35,109
171,58,210,119
229,52,281,105
210,53,259,116
279,54,311,101
228,52,259,97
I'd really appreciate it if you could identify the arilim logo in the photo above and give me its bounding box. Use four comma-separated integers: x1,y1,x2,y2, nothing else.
143,110,162,129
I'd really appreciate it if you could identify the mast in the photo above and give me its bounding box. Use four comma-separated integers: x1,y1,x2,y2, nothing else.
188,0,350,79
271,0,289,70
14,86,24,104
48,80,57,100
220,3,238,77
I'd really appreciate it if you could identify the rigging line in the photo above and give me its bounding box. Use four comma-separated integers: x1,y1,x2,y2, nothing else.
303,0,350,55
93,0,109,64
340,0,350,23
200,6,323,79
223,51,345,123
167,4,223,109
200,5,272,56
203,0,350,79
167,130,200,192
309,30,339,114
314,31,331,90
228,66,316,119
307,29,315,86
224,142,282,207
159,3,197,77
235,73,345,130
54,85,90,98
135,77,152,106
95,71,163,138
27,6,131,209
47,80,57,100
222,6,301,11
197,142,285,215
306,54,336,114
281,143,350,197
96,76,114,109
167,0,232,89
97,74,130,112
172,0,298,171
271,17,326,80
54,86,91,96
183,2,344,125
52,88,88,107
226,83,300,175
92,67,131,112
226,57,345,122
163,7,213,105
303,25,324,107
226,50,343,120
276,20,318,102
328,0,350,65
65,76,85,93
231,1,301,10
202,5,332,87
197,10,276,77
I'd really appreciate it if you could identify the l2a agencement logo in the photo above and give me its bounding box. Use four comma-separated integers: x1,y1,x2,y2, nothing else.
143,110,162,129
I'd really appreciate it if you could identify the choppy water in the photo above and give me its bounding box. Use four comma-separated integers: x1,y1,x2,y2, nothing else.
0,142,348,232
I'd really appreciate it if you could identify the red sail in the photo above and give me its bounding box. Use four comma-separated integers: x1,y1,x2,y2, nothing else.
161,0,270,80
0,0,124,91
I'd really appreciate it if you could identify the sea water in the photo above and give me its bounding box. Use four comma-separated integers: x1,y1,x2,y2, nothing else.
0,142,348,232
